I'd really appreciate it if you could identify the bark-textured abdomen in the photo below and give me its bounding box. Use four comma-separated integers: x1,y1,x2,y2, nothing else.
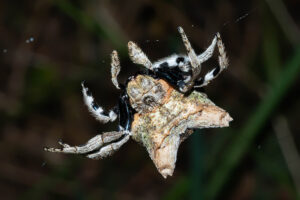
130,75,232,178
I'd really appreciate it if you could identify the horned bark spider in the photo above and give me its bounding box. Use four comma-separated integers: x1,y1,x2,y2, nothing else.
45,27,232,178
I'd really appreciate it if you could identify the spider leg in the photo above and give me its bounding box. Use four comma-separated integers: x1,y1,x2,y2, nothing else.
177,27,200,71
111,50,121,89
86,134,130,159
81,81,118,123
128,41,153,70
45,83,134,157
197,34,218,63
44,131,126,154
194,33,229,88
177,27,201,92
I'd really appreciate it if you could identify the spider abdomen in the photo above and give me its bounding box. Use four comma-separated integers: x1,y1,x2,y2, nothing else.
130,79,232,178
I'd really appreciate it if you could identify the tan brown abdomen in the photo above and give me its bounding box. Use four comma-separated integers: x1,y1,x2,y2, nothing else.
130,80,232,178
126,75,171,113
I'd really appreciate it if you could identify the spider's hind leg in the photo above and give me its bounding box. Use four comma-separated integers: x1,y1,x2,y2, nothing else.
86,134,130,159
44,131,129,159
197,34,218,63
194,33,229,88
81,82,118,123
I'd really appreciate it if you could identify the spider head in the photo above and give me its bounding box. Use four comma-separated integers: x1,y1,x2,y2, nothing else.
126,75,169,113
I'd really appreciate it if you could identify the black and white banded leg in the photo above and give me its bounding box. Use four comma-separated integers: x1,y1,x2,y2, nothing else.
194,33,229,88
44,131,130,159
82,82,117,123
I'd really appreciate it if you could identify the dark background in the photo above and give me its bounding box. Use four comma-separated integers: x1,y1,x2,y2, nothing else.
1,0,300,199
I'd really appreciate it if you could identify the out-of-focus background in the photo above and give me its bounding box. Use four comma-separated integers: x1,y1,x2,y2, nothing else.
1,0,300,199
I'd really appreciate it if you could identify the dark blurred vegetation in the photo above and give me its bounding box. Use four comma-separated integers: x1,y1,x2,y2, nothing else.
1,0,300,199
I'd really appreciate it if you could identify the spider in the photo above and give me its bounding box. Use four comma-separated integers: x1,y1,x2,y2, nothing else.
45,27,232,178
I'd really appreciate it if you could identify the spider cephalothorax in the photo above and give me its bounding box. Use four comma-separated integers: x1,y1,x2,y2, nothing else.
45,27,232,178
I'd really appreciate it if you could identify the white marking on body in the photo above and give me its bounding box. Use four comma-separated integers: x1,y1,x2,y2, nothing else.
152,54,188,68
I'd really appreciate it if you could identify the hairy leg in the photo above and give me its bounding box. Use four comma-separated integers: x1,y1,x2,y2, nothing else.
198,35,218,63
111,50,121,89
194,33,229,88
177,27,200,72
86,134,130,159
44,131,126,154
128,41,153,70
177,27,201,92
81,81,118,123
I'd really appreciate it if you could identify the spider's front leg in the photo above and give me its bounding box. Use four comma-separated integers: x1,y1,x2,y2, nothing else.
128,41,153,70
44,131,130,159
82,50,127,123
81,82,118,123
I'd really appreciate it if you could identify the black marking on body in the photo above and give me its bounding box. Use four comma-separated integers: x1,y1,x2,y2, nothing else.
153,61,193,92
153,67,181,87
176,56,185,63
118,90,135,131
127,61,194,96
160,62,169,68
